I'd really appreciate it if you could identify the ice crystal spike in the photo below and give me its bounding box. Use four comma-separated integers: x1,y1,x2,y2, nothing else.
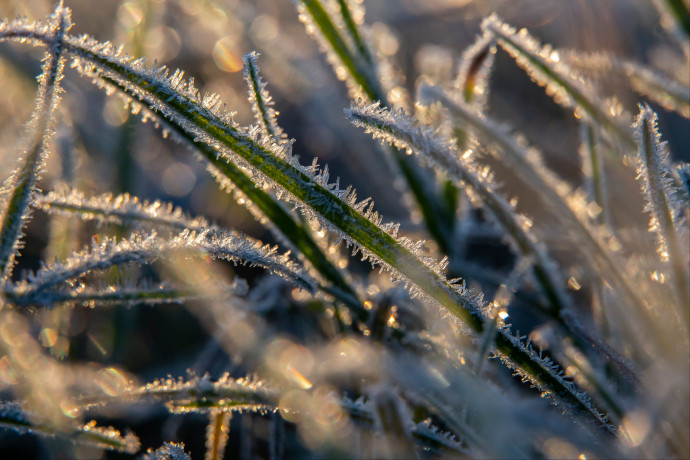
0,3,70,283
481,14,635,149
633,105,690,307
144,442,191,460
243,52,285,141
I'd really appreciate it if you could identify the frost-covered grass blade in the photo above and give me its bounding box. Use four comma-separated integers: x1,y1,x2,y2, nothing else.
0,4,69,283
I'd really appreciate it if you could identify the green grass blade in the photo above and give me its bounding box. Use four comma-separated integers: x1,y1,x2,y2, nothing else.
0,5,69,283
0,402,140,454
633,105,690,314
296,0,457,256
483,15,636,150
420,83,652,334
296,0,381,101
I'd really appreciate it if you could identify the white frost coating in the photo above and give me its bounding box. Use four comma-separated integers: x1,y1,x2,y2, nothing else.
82,372,277,415
0,401,140,454
482,14,587,108
419,82,649,318
482,14,634,148
496,326,613,430
651,0,690,58
205,412,232,460
0,20,612,426
633,105,689,268
675,162,690,207
346,101,571,314
455,29,496,112
0,3,70,282
418,82,577,209
7,230,313,307
345,102,614,428
578,122,611,229
338,395,468,454
5,278,247,309
143,442,191,460
37,187,210,231
243,52,285,140
51,31,481,312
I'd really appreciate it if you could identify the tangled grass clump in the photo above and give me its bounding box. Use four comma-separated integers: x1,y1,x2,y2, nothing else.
0,0,688,458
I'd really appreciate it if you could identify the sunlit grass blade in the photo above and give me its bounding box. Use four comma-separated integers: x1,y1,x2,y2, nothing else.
633,104,689,311
240,52,362,317
1,22,618,427
624,60,690,119
675,162,690,207
98,74,364,316
0,402,140,454
205,412,231,460
243,52,284,140
347,101,635,394
0,3,69,283
37,187,210,231
295,0,457,256
565,50,690,119
335,0,373,66
482,14,636,150
80,373,277,414
3,230,314,308
346,101,572,317
4,279,245,309
419,83,655,341
294,0,381,101
31,32,616,425
653,0,690,55
580,122,611,228
455,30,496,113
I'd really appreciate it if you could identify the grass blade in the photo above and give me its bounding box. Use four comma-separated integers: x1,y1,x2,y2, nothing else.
482,14,636,150
296,0,458,256
0,402,140,454
420,83,654,340
0,3,70,283
633,104,690,312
